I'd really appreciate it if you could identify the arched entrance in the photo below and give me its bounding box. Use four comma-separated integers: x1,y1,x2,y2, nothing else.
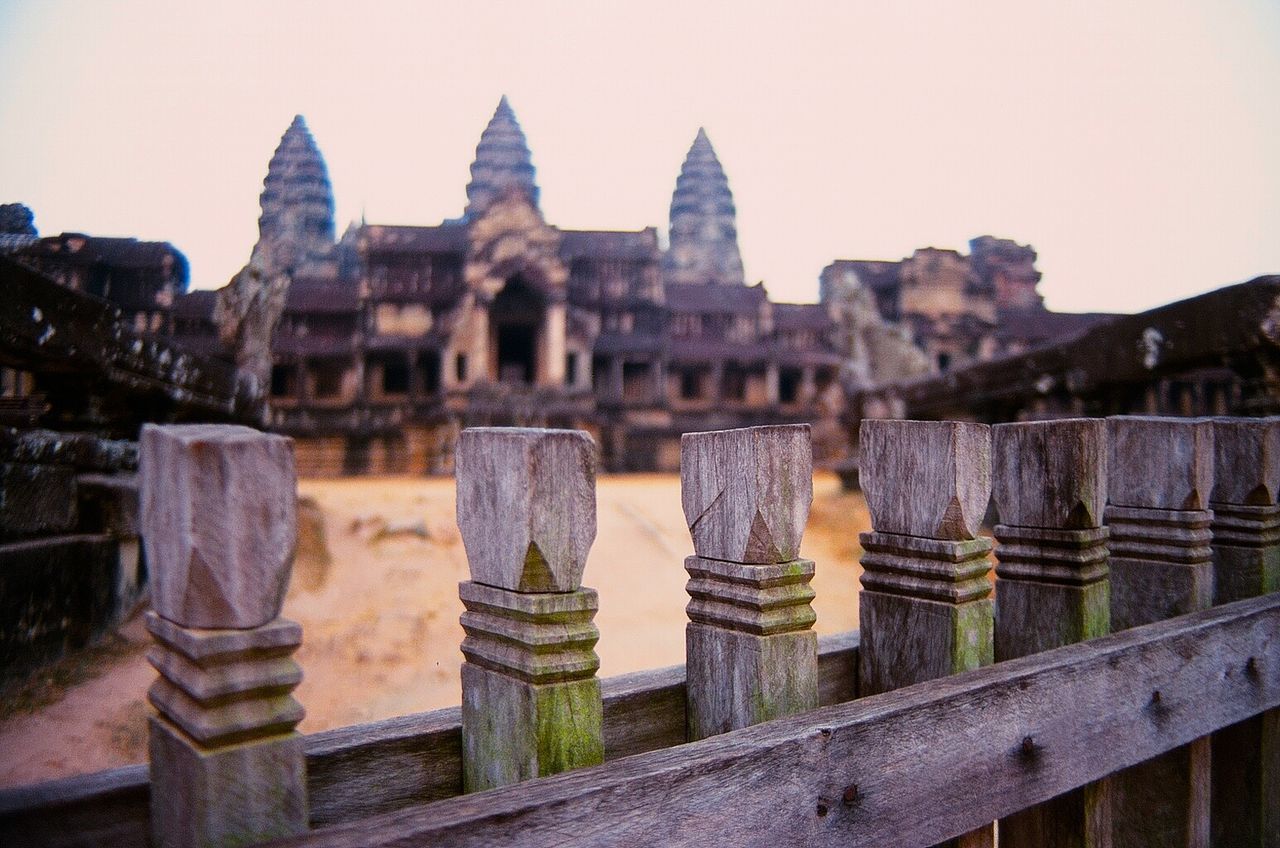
490,275,543,385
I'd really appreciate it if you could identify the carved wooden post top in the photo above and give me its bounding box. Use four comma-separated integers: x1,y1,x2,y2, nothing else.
1107,416,1214,510
140,423,297,630
455,427,597,593
860,419,990,540
993,418,1107,529
1210,416,1280,507
680,424,812,563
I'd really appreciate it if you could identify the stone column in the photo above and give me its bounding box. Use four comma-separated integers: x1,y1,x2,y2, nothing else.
1208,417,1280,848
858,419,994,848
539,301,567,388
765,362,780,406
681,424,816,741
992,419,1112,848
140,424,306,848
1106,416,1214,848
455,428,602,792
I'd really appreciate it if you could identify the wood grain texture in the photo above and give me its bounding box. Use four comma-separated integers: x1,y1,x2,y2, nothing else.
680,424,812,563
1107,416,1214,511
139,423,296,630
992,421,1112,848
1210,416,1280,507
1208,416,1280,848
0,637,862,847
992,419,1107,530
455,428,597,592
266,593,1280,848
860,419,990,540
1106,417,1216,848
684,554,818,740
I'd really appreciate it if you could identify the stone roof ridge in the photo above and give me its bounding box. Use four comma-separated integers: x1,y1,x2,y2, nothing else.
258,114,336,252
663,128,746,287
465,96,540,218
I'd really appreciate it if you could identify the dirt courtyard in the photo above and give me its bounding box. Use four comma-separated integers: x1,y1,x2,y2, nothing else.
0,472,869,788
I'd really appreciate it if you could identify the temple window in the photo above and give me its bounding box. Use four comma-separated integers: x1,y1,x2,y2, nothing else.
565,352,579,386
779,367,802,404
270,365,297,399
455,353,468,382
623,362,651,402
722,364,747,401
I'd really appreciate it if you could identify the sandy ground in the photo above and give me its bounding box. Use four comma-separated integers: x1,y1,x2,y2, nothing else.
0,472,868,788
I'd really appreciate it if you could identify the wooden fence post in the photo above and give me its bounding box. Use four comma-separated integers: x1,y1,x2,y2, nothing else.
859,419,994,848
993,418,1112,848
455,427,603,792
1106,415,1215,848
140,424,307,848
681,424,817,741
1208,416,1280,848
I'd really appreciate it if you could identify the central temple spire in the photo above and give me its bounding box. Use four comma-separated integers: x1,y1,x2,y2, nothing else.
465,96,540,219
663,128,745,286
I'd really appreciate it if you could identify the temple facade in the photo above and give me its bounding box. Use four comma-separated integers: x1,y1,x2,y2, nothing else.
170,101,846,474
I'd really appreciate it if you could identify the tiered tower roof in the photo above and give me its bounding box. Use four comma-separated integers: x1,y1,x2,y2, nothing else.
465,96,540,218
257,115,335,260
663,129,745,286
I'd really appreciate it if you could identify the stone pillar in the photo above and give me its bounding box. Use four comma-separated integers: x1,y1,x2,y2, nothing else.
540,301,567,388
140,424,306,848
455,428,603,792
681,424,816,741
800,366,816,404
1106,416,1214,848
765,362,780,406
858,419,994,848
1208,417,1280,848
992,419,1112,848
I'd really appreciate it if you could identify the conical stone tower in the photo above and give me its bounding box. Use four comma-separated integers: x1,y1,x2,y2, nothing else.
465,96,540,219
257,115,336,272
663,129,745,287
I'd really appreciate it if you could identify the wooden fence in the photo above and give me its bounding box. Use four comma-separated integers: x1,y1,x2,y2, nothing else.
1,416,1277,848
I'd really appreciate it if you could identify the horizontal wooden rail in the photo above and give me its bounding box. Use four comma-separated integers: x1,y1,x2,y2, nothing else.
0,634,859,847
266,592,1280,848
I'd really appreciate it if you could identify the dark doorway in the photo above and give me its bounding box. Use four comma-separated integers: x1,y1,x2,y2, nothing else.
491,276,542,385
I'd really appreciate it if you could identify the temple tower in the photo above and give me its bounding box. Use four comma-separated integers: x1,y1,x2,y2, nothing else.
256,115,336,276
663,129,745,287
465,96,540,219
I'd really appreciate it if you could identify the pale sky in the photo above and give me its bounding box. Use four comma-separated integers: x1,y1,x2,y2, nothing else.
1,0,1277,313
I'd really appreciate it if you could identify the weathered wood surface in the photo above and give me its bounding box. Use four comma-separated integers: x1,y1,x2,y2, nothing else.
456,427,603,791
1208,417,1280,848
455,427,596,593
141,423,307,848
680,424,812,563
682,425,818,741
685,555,818,739
858,419,993,697
140,424,297,630
1106,416,1214,848
0,636,860,846
860,419,990,540
269,593,1280,848
992,419,1111,848
859,419,994,847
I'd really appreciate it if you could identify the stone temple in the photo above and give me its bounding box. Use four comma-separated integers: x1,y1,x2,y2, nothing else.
3,99,1107,474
